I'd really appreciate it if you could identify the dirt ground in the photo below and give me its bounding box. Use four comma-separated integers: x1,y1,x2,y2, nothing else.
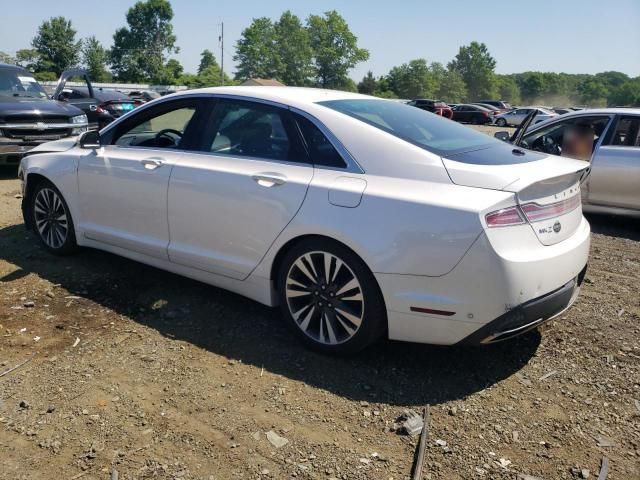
0,126,639,479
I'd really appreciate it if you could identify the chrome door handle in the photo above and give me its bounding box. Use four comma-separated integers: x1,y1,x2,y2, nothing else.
252,173,287,187
141,159,164,170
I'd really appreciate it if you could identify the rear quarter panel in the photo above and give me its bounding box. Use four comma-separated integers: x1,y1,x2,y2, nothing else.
253,169,515,278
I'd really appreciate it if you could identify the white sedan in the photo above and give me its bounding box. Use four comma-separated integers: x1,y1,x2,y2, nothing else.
495,107,558,127
19,87,590,354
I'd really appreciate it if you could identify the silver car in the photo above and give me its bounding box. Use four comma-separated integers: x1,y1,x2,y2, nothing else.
496,108,640,217
494,107,557,127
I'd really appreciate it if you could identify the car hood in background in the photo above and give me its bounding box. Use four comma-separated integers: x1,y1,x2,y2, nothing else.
0,96,84,119
442,143,589,192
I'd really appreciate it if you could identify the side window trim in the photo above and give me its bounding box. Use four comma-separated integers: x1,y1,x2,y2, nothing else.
289,107,364,174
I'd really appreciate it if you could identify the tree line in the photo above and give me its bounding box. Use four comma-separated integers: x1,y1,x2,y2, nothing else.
0,0,638,107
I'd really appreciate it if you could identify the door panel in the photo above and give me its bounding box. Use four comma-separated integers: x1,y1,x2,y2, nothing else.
78,147,181,258
588,146,640,209
167,154,313,279
77,98,206,258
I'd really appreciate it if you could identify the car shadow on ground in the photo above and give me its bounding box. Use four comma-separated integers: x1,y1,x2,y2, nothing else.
0,166,19,181
1,223,541,407
586,212,640,242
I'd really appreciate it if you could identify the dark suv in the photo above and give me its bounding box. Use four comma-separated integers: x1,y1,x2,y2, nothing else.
0,63,88,165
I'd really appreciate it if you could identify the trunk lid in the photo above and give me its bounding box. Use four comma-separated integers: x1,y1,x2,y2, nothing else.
442,143,589,245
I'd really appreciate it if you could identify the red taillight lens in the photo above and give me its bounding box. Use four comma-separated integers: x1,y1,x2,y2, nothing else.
520,195,581,222
485,206,526,227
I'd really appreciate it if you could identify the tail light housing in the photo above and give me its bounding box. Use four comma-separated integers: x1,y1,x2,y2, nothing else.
520,195,581,222
485,206,525,227
485,194,581,228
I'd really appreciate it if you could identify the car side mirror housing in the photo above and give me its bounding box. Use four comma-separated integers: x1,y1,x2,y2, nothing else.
79,130,101,149
494,131,511,142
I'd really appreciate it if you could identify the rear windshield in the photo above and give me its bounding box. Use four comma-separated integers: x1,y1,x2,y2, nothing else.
318,98,500,156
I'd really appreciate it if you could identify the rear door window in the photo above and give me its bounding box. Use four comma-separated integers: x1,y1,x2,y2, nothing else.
607,116,640,147
294,114,346,168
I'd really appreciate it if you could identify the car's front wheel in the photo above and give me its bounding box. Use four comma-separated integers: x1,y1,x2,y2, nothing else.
496,118,507,127
29,180,77,255
277,239,386,355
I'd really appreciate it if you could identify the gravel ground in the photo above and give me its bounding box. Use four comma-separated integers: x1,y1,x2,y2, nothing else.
0,126,638,479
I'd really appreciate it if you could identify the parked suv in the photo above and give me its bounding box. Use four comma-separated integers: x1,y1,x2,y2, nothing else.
0,64,88,165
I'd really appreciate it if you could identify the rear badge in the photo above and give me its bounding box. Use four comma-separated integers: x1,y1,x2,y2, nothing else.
553,221,562,233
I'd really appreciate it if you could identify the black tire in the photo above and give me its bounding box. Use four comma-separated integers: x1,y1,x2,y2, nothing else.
496,118,507,127
29,179,78,255
277,238,386,355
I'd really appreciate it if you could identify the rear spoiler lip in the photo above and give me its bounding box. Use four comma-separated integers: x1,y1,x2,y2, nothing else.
500,163,590,193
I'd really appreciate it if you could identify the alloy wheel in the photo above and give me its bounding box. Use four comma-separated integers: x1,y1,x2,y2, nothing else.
33,187,69,249
285,251,365,345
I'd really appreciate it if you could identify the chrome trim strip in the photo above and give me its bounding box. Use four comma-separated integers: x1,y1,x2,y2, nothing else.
1,122,87,129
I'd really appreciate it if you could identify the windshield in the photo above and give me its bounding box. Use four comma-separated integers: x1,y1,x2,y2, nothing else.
0,69,48,98
318,98,499,155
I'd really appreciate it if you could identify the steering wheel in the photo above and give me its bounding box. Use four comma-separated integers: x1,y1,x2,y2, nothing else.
155,128,183,147
541,135,561,156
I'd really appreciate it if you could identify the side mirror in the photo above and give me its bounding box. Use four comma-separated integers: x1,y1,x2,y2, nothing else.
78,130,101,149
494,131,511,142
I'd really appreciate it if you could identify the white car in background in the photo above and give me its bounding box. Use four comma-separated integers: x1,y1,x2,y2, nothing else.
495,107,558,127
19,87,590,354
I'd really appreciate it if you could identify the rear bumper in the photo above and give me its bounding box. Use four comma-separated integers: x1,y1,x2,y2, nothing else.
457,264,586,344
377,216,591,345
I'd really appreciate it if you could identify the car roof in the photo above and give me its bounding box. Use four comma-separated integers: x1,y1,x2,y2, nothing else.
0,63,30,73
177,86,368,109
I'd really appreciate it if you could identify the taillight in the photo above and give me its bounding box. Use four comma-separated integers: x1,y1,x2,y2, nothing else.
485,206,525,227
520,195,580,222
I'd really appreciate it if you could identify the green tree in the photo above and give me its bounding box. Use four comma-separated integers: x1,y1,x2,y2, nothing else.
234,17,281,81
275,11,313,86
181,64,233,88
306,11,369,88
82,36,110,82
110,0,178,82
517,72,547,102
607,78,640,106
0,52,16,64
357,71,378,95
595,71,630,91
448,41,497,101
577,79,608,106
496,75,521,104
15,49,40,71
430,62,467,103
32,16,81,75
387,59,435,99
198,49,217,74
154,58,183,84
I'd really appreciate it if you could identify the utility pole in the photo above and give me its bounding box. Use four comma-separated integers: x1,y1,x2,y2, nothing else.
219,22,224,86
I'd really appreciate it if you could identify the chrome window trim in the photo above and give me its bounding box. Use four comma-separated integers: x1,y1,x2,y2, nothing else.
99,92,365,174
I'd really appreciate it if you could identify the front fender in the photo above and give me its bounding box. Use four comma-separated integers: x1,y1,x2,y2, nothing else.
21,151,81,232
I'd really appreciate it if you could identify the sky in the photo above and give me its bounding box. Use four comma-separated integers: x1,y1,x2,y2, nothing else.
1,0,639,80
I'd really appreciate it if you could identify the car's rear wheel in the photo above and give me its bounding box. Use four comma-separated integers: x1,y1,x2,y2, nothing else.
496,118,507,127
277,239,386,355
29,180,77,255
